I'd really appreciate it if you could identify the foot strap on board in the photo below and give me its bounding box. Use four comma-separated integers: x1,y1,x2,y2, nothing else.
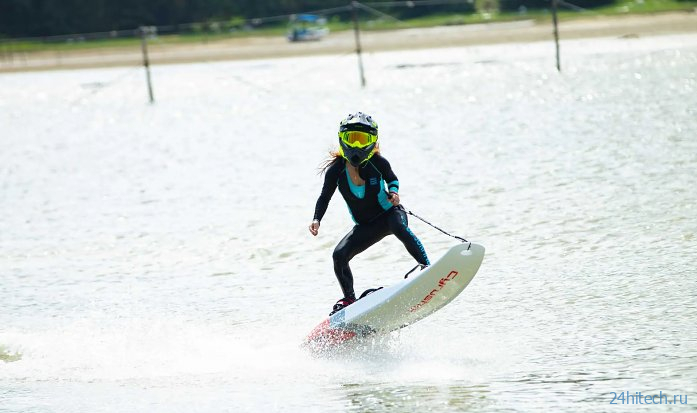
358,287,384,299
403,264,428,279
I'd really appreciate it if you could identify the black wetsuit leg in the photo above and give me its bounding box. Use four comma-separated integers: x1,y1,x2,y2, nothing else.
385,207,430,266
332,207,430,299
332,220,391,300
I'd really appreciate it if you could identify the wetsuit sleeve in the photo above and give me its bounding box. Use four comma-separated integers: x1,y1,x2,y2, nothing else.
313,162,341,222
373,155,399,193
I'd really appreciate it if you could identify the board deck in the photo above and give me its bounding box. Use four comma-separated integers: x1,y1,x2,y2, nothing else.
304,242,485,351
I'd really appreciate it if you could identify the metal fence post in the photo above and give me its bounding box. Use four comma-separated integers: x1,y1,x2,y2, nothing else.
351,1,366,87
552,0,561,72
139,26,155,103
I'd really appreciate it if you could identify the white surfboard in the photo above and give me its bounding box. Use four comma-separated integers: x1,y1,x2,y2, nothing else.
304,242,485,351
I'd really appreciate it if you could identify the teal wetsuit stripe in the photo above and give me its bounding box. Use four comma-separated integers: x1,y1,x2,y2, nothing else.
345,168,362,223
377,179,393,211
345,168,365,199
401,212,430,265
387,180,399,193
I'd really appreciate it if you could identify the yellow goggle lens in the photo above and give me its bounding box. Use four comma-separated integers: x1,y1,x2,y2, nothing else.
340,131,376,147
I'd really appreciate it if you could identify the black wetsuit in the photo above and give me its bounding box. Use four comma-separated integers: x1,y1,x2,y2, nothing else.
313,154,430,300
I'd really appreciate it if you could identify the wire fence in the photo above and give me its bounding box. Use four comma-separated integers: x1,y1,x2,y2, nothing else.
0,0,656,70
1,0,694,104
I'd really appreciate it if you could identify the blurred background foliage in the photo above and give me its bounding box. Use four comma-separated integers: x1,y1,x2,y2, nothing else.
0,0,644,38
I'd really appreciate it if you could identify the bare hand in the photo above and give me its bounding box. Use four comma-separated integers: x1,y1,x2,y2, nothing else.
309,220,320,236
388,192,400,206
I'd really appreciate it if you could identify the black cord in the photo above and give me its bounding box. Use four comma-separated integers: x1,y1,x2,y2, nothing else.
399,206,471,279
406,208,468,243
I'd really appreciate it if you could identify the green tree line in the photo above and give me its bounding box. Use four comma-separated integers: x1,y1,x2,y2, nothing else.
0,0,477,37
0,0,626,38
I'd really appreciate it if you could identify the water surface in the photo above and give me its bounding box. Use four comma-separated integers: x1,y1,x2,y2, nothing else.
1,34,696,412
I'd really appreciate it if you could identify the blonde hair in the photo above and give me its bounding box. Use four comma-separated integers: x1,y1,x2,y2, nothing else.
318,143,380,175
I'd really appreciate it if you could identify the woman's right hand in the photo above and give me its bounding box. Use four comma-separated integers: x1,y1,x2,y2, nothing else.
309,220,320,236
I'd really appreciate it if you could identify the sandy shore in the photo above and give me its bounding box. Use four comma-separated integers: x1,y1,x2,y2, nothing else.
1,11,695,73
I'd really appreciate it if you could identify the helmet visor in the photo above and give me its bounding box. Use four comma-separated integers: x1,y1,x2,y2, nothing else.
340,131,376,148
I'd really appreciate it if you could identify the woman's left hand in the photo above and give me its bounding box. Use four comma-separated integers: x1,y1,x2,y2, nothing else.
388,192,400,206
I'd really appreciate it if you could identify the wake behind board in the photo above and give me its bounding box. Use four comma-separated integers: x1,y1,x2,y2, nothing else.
304,242,485,351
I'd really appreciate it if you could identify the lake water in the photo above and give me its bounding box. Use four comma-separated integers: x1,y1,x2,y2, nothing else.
1,33,696,412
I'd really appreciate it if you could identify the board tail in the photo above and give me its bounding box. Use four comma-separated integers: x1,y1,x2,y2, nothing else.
303,318,357,351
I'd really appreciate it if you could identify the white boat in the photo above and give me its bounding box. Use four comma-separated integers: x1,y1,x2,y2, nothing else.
287,14,329,42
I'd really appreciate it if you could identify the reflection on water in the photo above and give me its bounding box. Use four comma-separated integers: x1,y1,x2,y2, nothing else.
0,345,22,363
1,33,696,412
340,382,491,412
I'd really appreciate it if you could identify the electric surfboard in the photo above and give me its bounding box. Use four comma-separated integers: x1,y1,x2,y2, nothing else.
304,242,485,351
